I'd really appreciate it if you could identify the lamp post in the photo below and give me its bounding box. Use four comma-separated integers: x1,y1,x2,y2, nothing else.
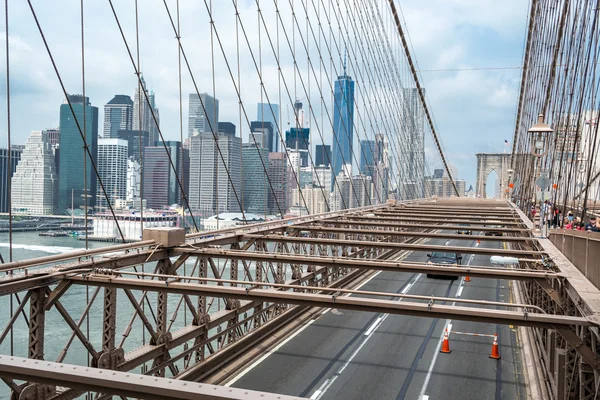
528,113,554,236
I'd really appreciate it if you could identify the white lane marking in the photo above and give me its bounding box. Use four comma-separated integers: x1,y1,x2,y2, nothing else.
444,240,451,246
321,308,331,315
354,270,382,290
364,317,383,336
311,273,424,399
447,323,453,334
225,319,316,387
419,248,476,399
401,273,422,294
456,286,464,297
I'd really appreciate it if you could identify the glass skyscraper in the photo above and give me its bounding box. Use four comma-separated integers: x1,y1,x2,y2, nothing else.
57,95,98,214
359,139,375,176
332,67,355,182
257,103,280,152
104,95,133,138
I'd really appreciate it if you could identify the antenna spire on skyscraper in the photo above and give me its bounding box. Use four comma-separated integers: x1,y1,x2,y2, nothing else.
343,49,347,75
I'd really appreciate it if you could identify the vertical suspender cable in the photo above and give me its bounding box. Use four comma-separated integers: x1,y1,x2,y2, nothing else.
4,0,13,358
80,0,88,250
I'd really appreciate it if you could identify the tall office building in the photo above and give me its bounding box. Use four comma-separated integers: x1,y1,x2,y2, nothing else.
188,93,219,137
359,140,375,176
315,144,332,167
117,129,149,163
242,142,269,214
257,103,280,151
331,171,372,211
96,138,128,209
44,128,60,148
313,165,332,190
372,134,389,204
133,76,160,145
218,122,236,136
332,62,355,181
0,147,22,213
143,147,171,209
57,95,98,213
158,141,184,205
189,132,241,215
250,121,275,152
104,95,133,138
403,88,425,198
285,128,310,167
11,131,57,215
268,152,288,215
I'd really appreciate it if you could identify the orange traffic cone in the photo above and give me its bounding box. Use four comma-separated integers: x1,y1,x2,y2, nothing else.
465,275,471,282
477,239,481,245
489,333,501,359
440,327,451,353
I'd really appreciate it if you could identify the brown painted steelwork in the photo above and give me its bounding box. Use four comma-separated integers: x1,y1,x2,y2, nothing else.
2,198,600,399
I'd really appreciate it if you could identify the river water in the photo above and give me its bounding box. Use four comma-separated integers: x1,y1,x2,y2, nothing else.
0,231,241,398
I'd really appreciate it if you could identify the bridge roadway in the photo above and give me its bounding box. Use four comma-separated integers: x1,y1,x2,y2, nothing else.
227,233,526,399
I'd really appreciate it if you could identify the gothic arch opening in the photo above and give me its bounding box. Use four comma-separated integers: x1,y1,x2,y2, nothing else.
486,169,499,199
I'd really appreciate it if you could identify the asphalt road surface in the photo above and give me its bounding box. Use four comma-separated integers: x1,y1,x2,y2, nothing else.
229,233,526,400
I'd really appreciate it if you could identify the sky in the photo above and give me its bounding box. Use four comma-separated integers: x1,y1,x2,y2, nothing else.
0,0,530,191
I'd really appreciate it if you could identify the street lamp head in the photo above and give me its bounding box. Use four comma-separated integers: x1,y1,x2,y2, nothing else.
528,113,554,134
528,113,553,157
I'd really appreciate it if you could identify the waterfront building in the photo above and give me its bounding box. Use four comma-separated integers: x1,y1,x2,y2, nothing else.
143,147,170,209
93,210,178,241
11,131,57,215
0,147,22,213
96,138,128,210
189,132,241,215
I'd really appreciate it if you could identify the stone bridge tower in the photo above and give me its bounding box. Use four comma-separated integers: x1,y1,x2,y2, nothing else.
475,153,511,198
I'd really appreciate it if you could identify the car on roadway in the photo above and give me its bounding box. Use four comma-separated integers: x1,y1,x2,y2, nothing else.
426,251,462,279
455,223,472,235
484,219,504,236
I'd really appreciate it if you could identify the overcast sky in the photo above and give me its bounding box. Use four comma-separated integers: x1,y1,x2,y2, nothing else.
0,0,529,191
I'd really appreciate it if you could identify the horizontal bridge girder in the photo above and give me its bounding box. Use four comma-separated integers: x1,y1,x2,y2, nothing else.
68,275,593,329
312,220,530,233
240,234,542,257
184,248,556,280
0,355,298,400
370,211,521,222
338,215,525,226
387,206,515,216
289,226,535,242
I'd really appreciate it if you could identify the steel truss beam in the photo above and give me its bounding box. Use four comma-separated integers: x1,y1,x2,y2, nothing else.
68,274,592,329
370,211,521,221
239,234,542,256
290,226,536,242
182,248,555,280
334,214,525,226
0,355,302,400
311,219,530,233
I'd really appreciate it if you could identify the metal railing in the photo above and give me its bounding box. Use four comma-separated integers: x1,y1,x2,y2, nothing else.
549,229,600,289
